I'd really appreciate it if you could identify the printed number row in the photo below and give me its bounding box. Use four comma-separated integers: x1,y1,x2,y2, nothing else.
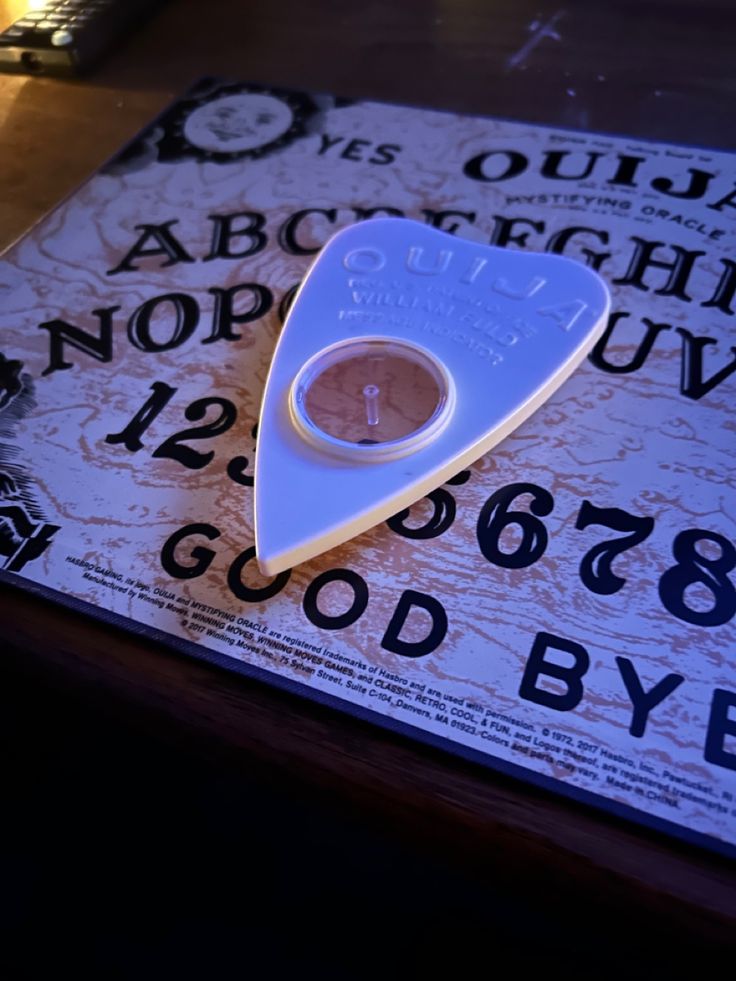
392,481,734,629
105,384,735,628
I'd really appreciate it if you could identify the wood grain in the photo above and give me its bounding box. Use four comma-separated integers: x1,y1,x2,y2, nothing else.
1,0,735,943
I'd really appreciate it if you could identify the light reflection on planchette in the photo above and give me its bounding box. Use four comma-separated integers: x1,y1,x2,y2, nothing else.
254,218,610,576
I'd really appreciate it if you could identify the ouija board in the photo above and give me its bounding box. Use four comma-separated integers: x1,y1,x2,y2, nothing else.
1,79,734,855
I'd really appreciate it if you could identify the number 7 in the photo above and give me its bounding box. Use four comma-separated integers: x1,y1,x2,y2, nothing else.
575,500,654,596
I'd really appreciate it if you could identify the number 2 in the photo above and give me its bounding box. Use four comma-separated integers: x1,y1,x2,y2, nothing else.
152,397,237,469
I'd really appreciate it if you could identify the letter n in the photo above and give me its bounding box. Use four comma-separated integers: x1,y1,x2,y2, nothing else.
39,306,119,376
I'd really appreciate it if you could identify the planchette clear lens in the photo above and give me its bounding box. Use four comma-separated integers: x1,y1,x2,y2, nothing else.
290,337,455,462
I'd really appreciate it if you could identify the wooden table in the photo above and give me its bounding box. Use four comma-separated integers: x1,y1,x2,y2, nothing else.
1,0,735,952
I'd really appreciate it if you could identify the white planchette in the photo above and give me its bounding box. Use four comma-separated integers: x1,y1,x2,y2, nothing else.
254,218,610,575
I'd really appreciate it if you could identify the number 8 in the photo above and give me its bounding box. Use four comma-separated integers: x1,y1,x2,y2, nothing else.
658,529,736,627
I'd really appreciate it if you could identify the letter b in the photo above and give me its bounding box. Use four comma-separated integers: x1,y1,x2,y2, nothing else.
519,631,589,711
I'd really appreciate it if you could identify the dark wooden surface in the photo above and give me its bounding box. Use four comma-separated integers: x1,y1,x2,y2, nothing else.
1,0,735,954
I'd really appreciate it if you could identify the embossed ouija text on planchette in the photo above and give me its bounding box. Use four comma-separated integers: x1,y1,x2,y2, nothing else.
254,219,610,575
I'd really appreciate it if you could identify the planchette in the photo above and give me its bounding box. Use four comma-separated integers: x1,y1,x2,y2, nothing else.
254,218,610,576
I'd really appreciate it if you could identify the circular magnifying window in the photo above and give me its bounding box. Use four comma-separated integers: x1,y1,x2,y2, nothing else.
290,337,455,462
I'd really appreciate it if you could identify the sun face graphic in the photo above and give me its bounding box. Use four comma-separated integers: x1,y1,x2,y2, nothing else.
183,94,295,154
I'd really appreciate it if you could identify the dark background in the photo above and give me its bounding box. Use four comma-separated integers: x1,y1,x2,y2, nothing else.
3,653,726,975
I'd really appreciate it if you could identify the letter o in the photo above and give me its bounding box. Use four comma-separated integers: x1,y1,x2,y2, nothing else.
343,248,386,273
463,150,528,183
128,292,200,352
228,546,291,602
303,568,369,630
